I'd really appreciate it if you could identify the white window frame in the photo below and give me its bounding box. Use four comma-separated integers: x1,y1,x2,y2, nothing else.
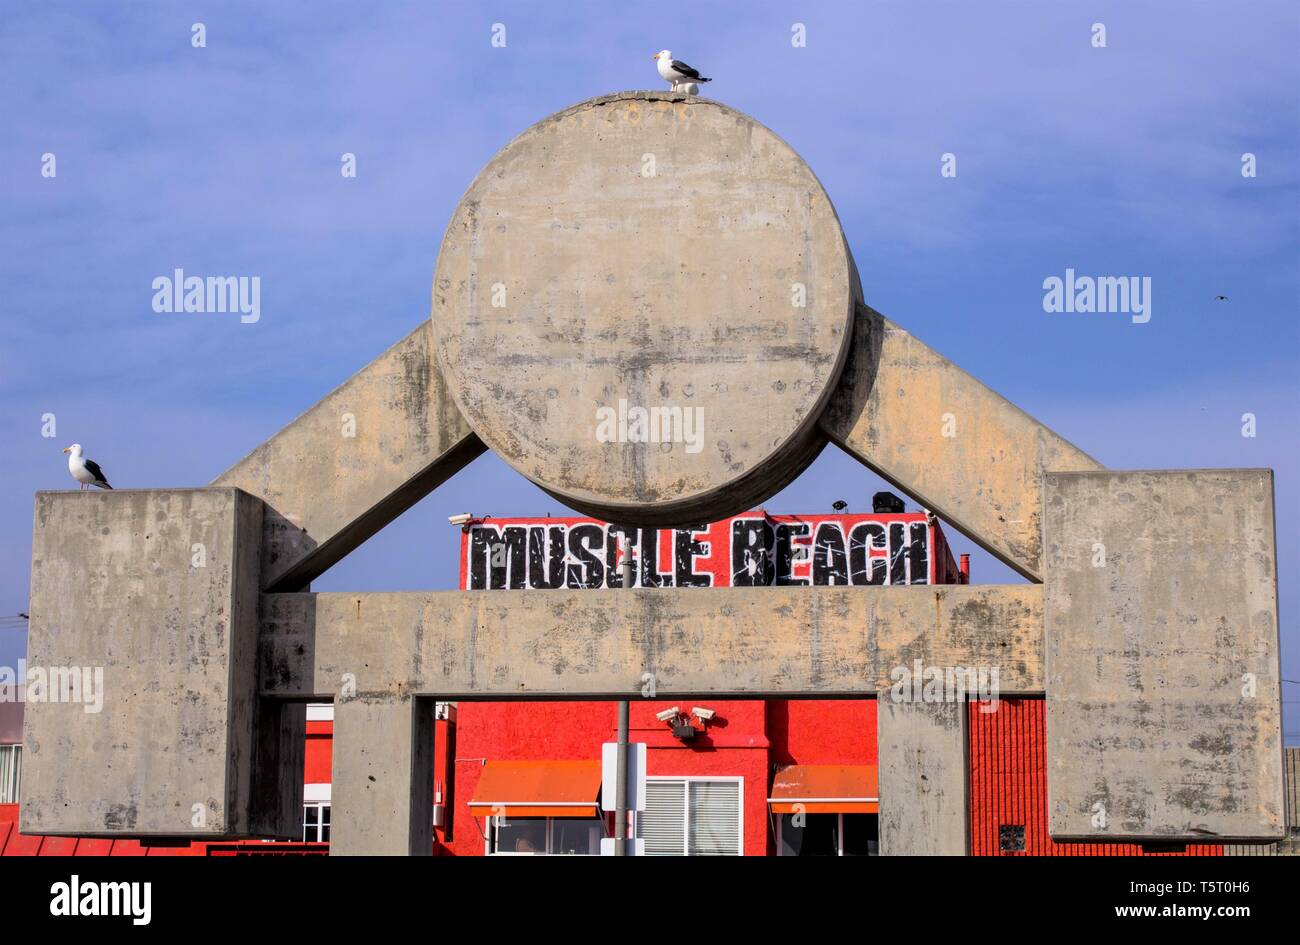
302,801,330,842
637,775,744,856
0,744,19,804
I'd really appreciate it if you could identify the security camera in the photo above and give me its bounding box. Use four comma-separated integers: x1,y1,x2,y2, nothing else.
448,513,474,526
692,706,715,721
655,706,681,722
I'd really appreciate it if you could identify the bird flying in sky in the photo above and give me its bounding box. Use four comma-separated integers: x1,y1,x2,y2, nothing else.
64,444,112,490
653,50,711,92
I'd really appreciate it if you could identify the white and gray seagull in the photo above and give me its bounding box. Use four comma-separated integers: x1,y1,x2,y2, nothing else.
653,50,711,92
63,443,113,490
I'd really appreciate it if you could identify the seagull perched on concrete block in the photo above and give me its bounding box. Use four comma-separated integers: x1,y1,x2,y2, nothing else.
63,443,112,490
653,50,711,93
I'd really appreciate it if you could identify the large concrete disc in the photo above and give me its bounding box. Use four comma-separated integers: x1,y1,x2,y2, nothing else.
432,91,857,525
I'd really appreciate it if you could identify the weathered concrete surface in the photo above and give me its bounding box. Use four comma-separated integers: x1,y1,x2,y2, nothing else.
877,699,969,855
248,700,306,838
330,695,434,856
1043,469,1285,841
214,322,483,591
259,585,1044,699
822,305,1102,581
22,489,291,837
432,91,857,526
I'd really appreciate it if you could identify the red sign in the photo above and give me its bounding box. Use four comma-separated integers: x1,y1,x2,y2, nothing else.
459,513,958,590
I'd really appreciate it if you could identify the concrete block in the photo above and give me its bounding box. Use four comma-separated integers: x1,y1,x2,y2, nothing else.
214,322,483,591
877,699,969,855
1044,469,1285,841
823,305,1102,580
22,489,291,837
329,695,434,856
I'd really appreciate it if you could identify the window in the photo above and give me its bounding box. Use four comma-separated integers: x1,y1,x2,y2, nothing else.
487,817,603,855
0,745,19,804
841,814,879,856
777,812,878,856
302,802,330,842
637,777,743,856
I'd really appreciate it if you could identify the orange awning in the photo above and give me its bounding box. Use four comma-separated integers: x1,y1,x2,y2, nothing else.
469,760,603,818
768,764,879,814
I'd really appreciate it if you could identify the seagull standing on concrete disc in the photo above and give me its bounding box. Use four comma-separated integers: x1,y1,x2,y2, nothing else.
654,50,711,92
63,443,112,490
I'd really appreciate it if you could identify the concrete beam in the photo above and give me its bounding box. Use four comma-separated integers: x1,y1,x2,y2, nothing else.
329,695,434,856
258,585,1044,699
1043,469,1285,841
21,489,296,838
213,322,484,592
877,699,969,855
821,305,1102,581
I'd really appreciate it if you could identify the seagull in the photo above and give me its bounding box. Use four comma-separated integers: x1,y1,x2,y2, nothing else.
1214,295,1229,301
653,50,711,92
63,444,112,490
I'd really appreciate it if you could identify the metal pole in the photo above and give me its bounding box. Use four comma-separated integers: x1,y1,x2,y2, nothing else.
615,699,629,856
614,528,634,856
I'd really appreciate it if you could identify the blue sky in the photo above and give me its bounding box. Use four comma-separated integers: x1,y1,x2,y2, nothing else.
1,2,1297,738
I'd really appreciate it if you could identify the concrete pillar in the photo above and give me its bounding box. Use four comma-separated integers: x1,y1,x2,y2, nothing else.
329,695,434,856
877,698,969,855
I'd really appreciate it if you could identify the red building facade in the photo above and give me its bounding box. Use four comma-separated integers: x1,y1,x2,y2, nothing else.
442,511,934,856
